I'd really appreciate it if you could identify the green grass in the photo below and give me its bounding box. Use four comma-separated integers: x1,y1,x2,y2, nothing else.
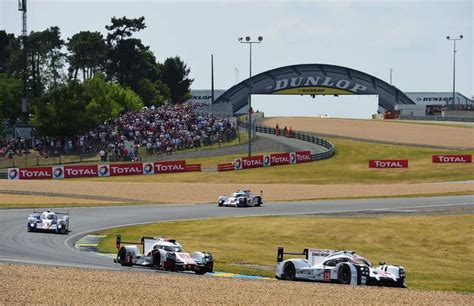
87,138,474,184
96,214,474,292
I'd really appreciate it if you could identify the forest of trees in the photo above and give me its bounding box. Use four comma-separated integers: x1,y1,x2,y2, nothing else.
0,16,193,137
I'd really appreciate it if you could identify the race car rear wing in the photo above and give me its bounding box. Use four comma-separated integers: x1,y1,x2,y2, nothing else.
32,209,69,215
116,235,155,254
277,247,309,262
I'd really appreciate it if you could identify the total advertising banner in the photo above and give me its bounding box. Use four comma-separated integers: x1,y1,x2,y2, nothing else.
53,165,99,179
295,151,312,163
109,163,143,176
369,160,409,168
432,155,472,163
234,155,264,170
7,159,195,180
8,167,53,180
269,153,291,166
154,160,187,173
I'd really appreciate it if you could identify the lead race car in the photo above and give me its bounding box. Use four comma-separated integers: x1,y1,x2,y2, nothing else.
114,235,214,275
276,247,406,287
26,210,69,234
218,190,263,207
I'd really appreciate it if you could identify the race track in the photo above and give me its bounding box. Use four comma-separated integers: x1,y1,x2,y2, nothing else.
0,195,472,271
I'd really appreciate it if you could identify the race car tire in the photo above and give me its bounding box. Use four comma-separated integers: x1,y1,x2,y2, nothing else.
57,225,67,235
218,202,223,207
118,247,133,267
338,264,352,285
195,267,207,275
283,262,296,281
256,197,262,206
152,252,161,270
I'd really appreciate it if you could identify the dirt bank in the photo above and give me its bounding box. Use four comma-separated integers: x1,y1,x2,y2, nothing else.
259,117,474,149
1,264,472,304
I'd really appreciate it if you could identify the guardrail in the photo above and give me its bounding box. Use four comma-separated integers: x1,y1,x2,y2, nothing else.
254,125,335,161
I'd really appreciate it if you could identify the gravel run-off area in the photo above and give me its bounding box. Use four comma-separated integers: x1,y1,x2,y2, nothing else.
1,264,473,304
259,117,474,149
0,180,473,204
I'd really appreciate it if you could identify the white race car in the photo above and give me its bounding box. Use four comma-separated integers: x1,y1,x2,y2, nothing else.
27,210,69,234
276,247,406,287
114,235,214,274
218,190,263,207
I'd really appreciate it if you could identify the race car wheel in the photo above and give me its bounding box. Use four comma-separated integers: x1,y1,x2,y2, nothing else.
218,201,223,207
338,264,352,285
118,247,133,267
256,197,262,206
283,262,296,281
195,267,207,275
57,225,67,235
152,252,161,270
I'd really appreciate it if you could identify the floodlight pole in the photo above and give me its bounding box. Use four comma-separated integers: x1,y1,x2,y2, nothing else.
446,35,463,109
18,0,28,122
239,36,263,157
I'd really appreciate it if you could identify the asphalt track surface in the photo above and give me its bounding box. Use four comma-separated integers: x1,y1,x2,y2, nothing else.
0,195,472,272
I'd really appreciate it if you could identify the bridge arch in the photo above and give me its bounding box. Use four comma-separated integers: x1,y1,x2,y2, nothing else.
214,64,414,114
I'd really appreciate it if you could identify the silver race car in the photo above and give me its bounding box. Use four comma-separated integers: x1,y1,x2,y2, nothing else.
114,235,214,274
27,210,69,234
218,190,263,207
276,247,406,287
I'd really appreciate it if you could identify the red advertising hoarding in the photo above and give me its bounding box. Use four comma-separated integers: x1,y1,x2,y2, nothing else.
432,155,472,163
63,165,98,178
269,153,291,166
234,155,264,170
154,160,187,173
8,167,53,180
369,160,409,168
109,163,143,176
295,151,312,163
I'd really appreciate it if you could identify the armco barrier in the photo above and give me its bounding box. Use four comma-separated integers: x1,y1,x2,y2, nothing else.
255,125,335,161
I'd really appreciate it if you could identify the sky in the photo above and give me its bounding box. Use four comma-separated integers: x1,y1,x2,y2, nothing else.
1,0,472,118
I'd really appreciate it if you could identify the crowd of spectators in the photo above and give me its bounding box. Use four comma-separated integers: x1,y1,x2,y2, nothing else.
1,104,237,161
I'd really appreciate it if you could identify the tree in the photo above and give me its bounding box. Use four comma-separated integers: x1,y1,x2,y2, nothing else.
161,56,193,104
67,31,107,81
0,74,22,125
27,26,66,98
0,31,21,77
105,16,161,98
135,78,170,106
31,76,143,138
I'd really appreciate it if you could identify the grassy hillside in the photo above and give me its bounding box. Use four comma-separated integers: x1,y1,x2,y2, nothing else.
97,213,474,293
